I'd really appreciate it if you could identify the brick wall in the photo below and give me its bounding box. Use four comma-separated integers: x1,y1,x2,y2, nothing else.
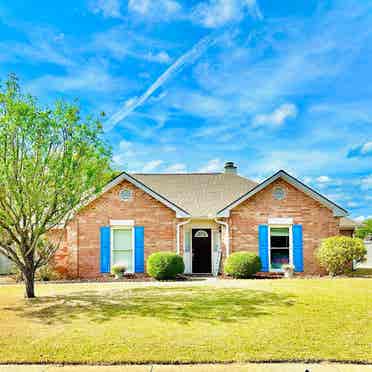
229,179,340,275
54,180,178,278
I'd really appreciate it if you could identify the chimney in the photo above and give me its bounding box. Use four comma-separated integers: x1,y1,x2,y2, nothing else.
224,161,237,175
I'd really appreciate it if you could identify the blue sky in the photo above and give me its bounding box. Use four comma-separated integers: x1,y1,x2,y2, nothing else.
0,0,371,220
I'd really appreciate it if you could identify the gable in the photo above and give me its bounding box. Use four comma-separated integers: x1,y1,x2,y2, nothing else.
76,172,190,218
217,170,347,218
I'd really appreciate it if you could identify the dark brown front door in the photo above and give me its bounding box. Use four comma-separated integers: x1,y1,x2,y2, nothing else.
192,229,212,273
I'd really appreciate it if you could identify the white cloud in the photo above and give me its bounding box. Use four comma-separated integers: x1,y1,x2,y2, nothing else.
107,33,218,129
142,160,163,172
361,174,372,190
27,63,129,95
128,0,182,21
89,0,122,18
145,51,172,64
354,215,372,223
198,158,223,172
166,163,187,173
361,141,372,154
0,27,74,67
346,201,360,208
192,0,262,28
316,175,331,183
91,27,174,65
253,103,298,128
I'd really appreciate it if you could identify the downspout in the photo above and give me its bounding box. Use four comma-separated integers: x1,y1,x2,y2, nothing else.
176,219,191,255
214,218,230,257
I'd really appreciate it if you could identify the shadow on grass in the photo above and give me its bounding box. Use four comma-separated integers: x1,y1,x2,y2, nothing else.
6,286,296,324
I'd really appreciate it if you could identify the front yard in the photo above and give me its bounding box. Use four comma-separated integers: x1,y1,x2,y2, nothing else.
0,278,371,364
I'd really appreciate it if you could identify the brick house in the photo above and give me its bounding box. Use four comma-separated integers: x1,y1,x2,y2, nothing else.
52,162,355,278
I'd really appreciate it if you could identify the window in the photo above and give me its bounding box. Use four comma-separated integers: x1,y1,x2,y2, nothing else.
270,227,290,271
194,230,209,238
112,228,133,272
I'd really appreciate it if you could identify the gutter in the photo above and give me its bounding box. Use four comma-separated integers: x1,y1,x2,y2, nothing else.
176,219,191,255
214,218,230,257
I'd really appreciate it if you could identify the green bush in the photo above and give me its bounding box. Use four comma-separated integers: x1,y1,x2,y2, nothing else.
316,236,366,276
35,265,61,281
224,252,261,278
147,252,185,280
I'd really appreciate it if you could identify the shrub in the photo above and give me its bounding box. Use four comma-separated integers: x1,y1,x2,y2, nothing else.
316,236,366,276
147,252,185,280
224,252,261,278
111,264,126,277
35,265,61,281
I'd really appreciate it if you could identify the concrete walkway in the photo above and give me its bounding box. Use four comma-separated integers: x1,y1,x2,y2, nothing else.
0,364,371,372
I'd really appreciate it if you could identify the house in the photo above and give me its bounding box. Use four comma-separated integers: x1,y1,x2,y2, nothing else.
52,162,355,278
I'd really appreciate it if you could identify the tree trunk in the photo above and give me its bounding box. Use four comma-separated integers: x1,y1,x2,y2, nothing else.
24,269,35,298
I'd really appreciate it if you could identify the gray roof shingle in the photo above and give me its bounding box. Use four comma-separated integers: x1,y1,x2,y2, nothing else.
132,172,257,217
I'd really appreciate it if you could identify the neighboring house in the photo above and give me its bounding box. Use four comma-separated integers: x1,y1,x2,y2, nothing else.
0,253,12,275
52,162,355,278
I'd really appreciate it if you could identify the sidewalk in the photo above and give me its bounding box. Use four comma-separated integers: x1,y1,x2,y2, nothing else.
0,364,371,372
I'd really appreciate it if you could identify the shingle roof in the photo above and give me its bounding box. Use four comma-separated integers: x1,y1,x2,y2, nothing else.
339,217,359,229
132,173,257,217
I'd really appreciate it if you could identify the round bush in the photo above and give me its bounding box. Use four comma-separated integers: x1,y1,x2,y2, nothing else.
147,252,185,280
224,252,261,278
316,236,366,276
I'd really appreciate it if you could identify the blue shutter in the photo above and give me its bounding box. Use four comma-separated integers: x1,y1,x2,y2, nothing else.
292,224,303,272
258,225,269,272
100,226,110,273
134,226,145,273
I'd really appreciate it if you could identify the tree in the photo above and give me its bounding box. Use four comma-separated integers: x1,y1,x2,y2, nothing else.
0,75,112,298
355,219,372,240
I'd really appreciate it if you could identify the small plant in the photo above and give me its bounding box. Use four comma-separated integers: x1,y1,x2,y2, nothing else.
316,236,366,276
35,265,61,281
111,264,126,279
224,252,261,278
147,252,184,280
282,264,295,278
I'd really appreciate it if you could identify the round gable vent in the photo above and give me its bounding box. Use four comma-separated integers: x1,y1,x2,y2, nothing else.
273,187,286,201
119,188,132,201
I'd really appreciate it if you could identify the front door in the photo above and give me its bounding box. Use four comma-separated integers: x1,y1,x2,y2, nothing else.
192,229,212,273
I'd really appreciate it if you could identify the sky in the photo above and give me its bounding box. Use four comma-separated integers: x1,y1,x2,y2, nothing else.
0,0,371,221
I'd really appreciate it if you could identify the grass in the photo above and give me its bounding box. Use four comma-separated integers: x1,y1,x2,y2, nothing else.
352,268,372,277
0,279,371,364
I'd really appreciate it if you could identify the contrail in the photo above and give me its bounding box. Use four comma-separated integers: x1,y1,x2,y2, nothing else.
106,33,218,130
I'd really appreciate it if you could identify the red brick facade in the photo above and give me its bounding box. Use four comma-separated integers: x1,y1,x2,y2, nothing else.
53,177,343,278
228,179,340,275
54,179,178,278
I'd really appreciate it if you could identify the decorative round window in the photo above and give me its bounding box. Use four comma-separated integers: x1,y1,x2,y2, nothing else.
273,187,285,201
119,188,132,201
194,230,209,238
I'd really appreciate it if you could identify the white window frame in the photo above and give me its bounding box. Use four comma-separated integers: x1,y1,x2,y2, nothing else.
268,224,293,273
110,225,135,274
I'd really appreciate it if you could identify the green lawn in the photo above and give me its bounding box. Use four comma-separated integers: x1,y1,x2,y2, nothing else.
0,279,371,364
